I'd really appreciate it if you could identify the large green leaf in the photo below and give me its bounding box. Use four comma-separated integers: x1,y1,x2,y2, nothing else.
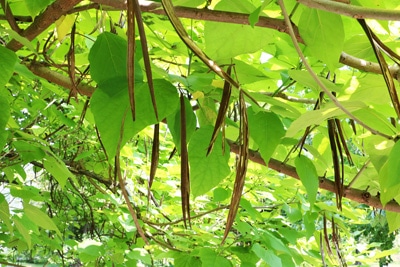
298,8,344,70
294,155,319,207
91,78,179,160
204,22,274,61
247,107,285,164
252,243,282,267
379,141,400,206
199,248,232,267
188,126,230,197
88,32,142,85
24,202,62,237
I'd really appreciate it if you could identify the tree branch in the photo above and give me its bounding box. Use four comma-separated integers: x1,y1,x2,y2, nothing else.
297,0,400,21
340,52,400,81
6,0,82,51
27,62,95,97
92,0,397,78
229,142,400,213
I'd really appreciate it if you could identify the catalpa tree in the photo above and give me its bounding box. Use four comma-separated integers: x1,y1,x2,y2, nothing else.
0,0,400,266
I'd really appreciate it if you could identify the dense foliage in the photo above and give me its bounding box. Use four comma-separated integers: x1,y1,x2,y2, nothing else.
1,0,400,266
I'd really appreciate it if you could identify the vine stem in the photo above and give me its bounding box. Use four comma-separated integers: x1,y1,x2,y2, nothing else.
278,0,394,140
297,0,400,20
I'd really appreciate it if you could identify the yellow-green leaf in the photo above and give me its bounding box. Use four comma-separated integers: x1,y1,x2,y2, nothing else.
24,202,62,237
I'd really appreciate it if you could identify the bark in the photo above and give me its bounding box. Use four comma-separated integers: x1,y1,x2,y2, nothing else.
6,0,82,51
229,143,400,213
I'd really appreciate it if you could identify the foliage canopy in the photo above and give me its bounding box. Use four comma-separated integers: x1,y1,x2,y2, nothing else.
1,0,400,266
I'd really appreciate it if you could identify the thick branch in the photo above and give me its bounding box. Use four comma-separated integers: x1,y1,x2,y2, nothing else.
340,52,400,80
297,0,400,21
27,62,95,97
229,142,400,213
92,0,397,78
6,0,82,51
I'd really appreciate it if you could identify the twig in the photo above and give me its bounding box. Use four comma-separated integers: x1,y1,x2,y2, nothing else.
346,159,370,189
115,109,149,244
143,205,230,226
297,0,400,20
0,0,21,33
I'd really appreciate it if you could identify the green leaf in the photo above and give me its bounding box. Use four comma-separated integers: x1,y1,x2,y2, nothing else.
248,0,273,27
379,141,400,206
23,202,62,237
386,211,400,233
188,126,230,197
247,107,285,164
127,248,152,265
288,70,342,93
167,96,197,151
248,6,262,27
213,187,230,202
0,91,10,151
261,231,291,254
77,239,105,263
364,136,393,173
252,243,282,267
91,78,178,160
294,155,319,207
286,101,366,137
0,194,12,233
43,152,75,188
199,248,232,267
23,0,54,18
13,217,32,249
2,29,38,54
174,252,202,267
10,185,43,202
0,46,17,87
204,22,274,61
230,246,259,266
298,8,344,70
88,32,142,85
304,212,318,239
13,141,46,163
352,108,397,136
